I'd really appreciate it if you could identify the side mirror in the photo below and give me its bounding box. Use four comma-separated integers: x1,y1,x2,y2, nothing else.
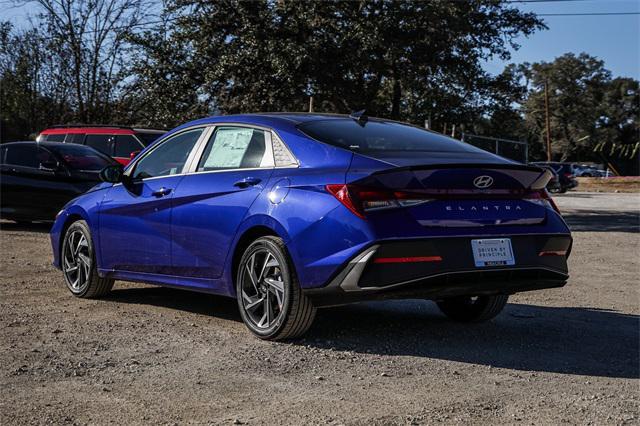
130,150,141,160
39,160,59,171
99,164,124,183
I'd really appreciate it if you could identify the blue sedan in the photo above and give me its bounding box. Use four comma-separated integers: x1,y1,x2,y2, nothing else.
50,113,572,340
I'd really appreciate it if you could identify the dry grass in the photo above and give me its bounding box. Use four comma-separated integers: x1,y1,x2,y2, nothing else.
574,176,640,193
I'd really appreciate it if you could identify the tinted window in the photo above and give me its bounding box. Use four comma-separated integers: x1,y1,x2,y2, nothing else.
197,127,268,171
4,144,38,167
136,132,163,146
66,134,85,144
37,146,57,166
133,129,203,179
85,134,114,156
114,135,143,158
50,144,114,171
46,134,66,142
298,119,479,153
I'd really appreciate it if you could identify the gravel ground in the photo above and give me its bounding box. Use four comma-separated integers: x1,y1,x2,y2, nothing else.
1,192,638,425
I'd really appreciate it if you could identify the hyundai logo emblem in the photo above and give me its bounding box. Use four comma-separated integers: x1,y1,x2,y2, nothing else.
473,175,494,189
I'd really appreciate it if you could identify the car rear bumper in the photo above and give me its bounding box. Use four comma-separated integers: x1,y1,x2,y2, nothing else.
303,234,571,307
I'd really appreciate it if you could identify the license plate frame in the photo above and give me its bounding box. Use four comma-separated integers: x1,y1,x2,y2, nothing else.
471,238,515,267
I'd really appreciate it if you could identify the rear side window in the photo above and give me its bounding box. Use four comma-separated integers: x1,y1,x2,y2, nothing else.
3,144,38,167
197,127,269,171
114,135,144,158
45,134,66,142
298,119,479,153
85,134,114,156
66,134,85,144
136,132,163,146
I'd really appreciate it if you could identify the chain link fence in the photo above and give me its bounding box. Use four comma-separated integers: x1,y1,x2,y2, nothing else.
461,133,529,164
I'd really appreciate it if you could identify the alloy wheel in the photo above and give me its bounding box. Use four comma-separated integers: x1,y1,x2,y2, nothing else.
240,248,286,330
63,230,91,292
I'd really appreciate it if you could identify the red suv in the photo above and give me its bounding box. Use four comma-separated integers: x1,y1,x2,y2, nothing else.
37,125,166,166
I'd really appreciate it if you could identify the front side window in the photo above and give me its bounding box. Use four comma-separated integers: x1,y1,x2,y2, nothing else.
132,128,203,180
197,127,269,172
4,144,38,168
85,134,114,156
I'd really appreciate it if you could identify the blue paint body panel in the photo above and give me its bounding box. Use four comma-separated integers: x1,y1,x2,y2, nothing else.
51,113,571,300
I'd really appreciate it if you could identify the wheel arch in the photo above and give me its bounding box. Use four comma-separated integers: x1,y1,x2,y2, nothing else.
55,207,98,270
58,213,85,256
225,215,295,297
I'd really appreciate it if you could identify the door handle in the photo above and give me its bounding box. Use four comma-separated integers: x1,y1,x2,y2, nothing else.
234,177,262,188
152,187,172,197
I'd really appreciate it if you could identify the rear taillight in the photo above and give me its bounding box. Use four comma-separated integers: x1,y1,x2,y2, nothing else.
326,185,561,218
564,173,575,179
524,189,561,214
326,184,432,219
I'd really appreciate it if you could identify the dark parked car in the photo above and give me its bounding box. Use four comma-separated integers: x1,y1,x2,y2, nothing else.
534,164,561,193
0,141,117,222
531,162,578,193
37,125,166,166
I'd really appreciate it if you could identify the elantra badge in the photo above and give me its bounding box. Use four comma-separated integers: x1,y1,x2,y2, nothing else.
473,175,494,189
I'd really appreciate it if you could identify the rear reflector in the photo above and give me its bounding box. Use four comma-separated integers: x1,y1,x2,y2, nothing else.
373,256,442,264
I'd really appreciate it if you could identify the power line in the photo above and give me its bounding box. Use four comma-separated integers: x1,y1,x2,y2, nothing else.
537,12,640,15
7,7,640,42
506,0,600,3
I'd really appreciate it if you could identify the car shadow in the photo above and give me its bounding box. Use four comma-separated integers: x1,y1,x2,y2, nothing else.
105,287,242,323
562,210,639,232
303,300,639,379
0,221,52,234
105,286,638,379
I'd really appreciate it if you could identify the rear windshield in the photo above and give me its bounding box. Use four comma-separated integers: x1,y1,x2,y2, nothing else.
298,119,478,153
49,144,114,171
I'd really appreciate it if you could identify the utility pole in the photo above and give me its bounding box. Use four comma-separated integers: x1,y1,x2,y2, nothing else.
544,80,552,161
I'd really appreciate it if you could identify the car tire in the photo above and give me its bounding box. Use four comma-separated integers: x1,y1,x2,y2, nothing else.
236,236,316,340
436,295,508,322
61,220,114,298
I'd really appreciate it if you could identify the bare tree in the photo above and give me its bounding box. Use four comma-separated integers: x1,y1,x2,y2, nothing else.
25,0,147,122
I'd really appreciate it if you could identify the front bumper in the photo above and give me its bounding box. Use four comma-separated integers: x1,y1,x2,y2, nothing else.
304,234,571,307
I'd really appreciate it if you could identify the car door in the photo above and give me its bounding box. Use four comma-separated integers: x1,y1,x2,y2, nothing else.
170,125,275,279
98,127,206,274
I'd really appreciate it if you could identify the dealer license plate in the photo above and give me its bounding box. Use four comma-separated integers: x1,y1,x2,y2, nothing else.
471,238,515,267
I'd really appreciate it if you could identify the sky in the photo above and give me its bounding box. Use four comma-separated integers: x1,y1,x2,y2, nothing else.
1,0,639,79
486,0,640,78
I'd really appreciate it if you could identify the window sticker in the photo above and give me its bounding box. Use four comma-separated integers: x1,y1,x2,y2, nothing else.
203,128,254,168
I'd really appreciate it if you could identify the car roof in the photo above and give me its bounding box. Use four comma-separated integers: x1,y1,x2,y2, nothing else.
182,112,392,127
40,125,166,135
169,112,427,139
2,141,83,148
